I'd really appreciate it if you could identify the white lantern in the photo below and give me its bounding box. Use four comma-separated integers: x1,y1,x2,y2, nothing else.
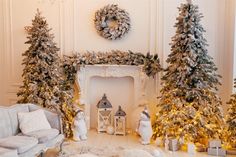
97,94,113,133
114,106,126,136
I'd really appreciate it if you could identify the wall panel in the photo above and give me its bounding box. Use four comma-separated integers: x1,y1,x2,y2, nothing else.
0,0,234,111
0,0,4,104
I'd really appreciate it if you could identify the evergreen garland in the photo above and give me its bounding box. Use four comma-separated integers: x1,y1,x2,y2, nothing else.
63,50,162,79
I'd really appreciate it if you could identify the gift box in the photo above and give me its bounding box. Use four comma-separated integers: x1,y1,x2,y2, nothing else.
207,148,226,157
168,139,179,151
208,140,222,148
155,137,163,147
196,143,207,152
227,148,236,155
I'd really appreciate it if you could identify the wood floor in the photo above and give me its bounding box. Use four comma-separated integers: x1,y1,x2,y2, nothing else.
67,129,235,157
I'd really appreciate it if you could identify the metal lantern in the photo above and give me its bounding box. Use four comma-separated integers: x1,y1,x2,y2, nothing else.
97,94,113,133
114,106,126,136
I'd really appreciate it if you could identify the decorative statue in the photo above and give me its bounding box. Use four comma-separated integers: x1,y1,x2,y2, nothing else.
73,109,87,141
137,107,153,145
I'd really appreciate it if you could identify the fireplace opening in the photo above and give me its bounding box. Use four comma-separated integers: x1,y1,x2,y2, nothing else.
89,76,134,129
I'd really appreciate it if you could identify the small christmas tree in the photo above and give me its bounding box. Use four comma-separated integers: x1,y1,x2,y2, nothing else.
17,10,75,138
153,1,224,145
226,78,236,147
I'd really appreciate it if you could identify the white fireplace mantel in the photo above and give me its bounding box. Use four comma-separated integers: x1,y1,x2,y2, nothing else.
76,65,149,129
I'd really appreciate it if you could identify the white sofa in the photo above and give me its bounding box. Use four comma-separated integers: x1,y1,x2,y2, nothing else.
0,103,64,157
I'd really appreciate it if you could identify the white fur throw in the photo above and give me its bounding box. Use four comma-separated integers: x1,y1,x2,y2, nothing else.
119,149,153,157
73,154,98,157
18,109,51,134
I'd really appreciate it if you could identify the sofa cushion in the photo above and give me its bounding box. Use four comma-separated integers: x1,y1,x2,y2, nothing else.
28,104,61,132
0,147,18,157
25,129,59,143
0,136,38,154
18,109,51,134
0,109,12,138
8,104,30,135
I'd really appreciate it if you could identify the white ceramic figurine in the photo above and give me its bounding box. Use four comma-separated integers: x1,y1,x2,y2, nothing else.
137,107,153,145
73,109,87,141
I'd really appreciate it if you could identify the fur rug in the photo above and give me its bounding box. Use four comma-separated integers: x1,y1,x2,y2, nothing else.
55,142,162,157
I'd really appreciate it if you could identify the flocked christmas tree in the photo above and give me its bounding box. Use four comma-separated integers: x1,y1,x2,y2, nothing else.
226,78,236,147
153,0,224,145
17,10,75,138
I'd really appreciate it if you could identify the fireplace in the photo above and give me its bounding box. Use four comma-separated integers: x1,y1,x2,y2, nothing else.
76,65,149,129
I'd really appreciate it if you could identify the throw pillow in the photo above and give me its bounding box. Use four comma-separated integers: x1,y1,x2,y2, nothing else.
18,109,51,134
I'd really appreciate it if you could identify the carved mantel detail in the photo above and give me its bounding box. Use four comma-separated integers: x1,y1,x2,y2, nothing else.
76,65,148,129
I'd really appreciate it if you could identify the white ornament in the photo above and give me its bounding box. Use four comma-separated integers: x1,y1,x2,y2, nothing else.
137,108,153,145
151,149,163,157
106,125,115,135
73,110,88,141
188,143,196,155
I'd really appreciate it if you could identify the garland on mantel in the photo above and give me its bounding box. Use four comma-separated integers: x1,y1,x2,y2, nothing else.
63,50,162,86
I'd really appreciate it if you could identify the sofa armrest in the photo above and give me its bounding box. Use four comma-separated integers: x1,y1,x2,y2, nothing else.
28,104,63,134
43,110,63,134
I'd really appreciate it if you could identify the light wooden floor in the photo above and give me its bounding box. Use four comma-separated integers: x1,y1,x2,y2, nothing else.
67,129,235,157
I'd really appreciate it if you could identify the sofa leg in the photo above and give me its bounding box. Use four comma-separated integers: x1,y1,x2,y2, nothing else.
36,151,43,157
39,151,45,157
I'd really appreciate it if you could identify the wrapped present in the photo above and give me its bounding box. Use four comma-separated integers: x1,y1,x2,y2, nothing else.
155,137,163,147
208,148,226,157
195,143,207,152
208,140,222,148
188,143,196,154
180,144,187,151
227,148,236,155
168,139,179,151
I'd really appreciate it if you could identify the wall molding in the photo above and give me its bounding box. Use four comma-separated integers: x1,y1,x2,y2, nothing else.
2,0,15,104
59,1,64,56
223,0,235,94
155,0,164,97
0,0,234,107
148,0,157,54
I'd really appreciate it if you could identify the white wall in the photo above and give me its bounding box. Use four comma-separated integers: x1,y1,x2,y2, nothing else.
0,0,4,105
0,0,235,111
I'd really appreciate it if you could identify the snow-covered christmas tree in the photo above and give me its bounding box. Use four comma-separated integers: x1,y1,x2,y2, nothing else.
153,1,224,145
17,10,75,138
226,78,236,147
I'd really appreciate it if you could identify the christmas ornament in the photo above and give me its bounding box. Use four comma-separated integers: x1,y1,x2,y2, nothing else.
187,143,196,155
106,125,115,135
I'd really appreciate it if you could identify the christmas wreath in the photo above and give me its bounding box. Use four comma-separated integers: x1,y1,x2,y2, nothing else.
94,4,131,40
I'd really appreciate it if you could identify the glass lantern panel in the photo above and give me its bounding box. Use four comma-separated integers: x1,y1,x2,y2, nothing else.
116,118,124,132
100,110,112,116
